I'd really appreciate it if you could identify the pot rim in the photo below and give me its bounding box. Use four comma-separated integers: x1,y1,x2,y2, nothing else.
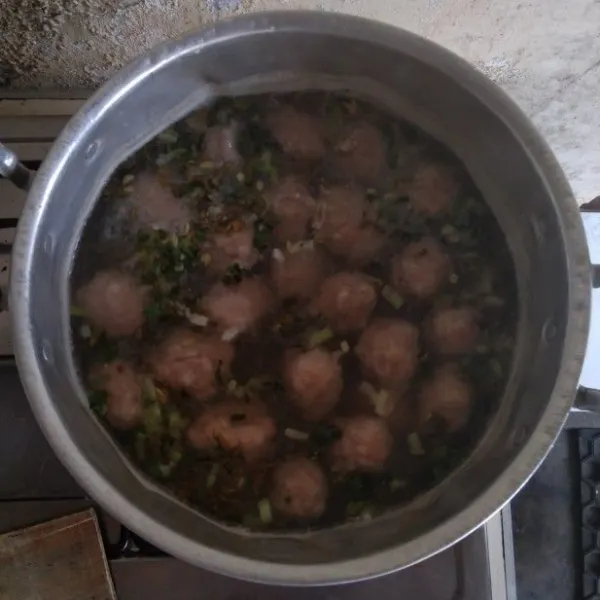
10,10,590,585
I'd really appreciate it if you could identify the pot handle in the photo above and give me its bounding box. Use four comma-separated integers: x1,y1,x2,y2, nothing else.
0,141,32,190
573,202,600,412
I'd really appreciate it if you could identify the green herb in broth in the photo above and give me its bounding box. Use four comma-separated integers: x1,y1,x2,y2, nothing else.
71,91,517,531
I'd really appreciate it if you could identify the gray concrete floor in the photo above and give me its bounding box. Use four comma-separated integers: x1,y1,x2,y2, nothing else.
2,0,599,200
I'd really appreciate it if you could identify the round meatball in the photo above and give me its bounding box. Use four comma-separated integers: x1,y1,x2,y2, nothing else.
267,105,325,160
265,176,316,243
331,121,387,185
76,269,146,337
418,364,472,432
91,360,143,430
149,329,234,401
330,416,393,473
201,278,273,335
284,349,343,421
271,248,326,301
270,458,328,520
355,319,420,388
129,172,190,233
426,306,480,356
313,185,365,247
187,399,276,463
391,237,451,299
203,125,240,165
312,272,377,333
203,226,259,274
409,163,458,216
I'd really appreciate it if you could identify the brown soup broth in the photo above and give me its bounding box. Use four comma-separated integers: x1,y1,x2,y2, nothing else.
71,92,517,530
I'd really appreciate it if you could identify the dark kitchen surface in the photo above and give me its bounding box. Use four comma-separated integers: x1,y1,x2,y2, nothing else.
511,430,581,600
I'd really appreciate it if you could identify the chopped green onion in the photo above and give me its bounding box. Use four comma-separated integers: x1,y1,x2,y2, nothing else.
483,295,505,308
222,328,240,342
157,128,179,144
70,305,85,317
167,411,187,438
122,173,135,185
258,498,273,524
272,248,285,263
88,389,107,416
206,464,219,488
142,377,157,403
284,428,310,441
143,403,163,436
155,148,187,166
407,432,425,456
185,311,209,327
381,285,404,309
390,478,407,492
79,324,92,339
441,224,460,243
308,327,334,348
489,359,503,378
360,381,394,417
346,500,374,520
340,340,350,353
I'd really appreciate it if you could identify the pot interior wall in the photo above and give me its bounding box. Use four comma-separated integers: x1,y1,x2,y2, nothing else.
22,20,572,570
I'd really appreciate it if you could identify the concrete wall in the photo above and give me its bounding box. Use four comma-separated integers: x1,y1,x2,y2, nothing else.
2,0,599,201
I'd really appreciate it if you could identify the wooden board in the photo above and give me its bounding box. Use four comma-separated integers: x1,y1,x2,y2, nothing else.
0,509,117,600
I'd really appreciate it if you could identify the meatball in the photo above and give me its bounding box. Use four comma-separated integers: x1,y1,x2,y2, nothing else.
128,172,190,233
267,105,325,160
418,364,472,432
426,306,479,356
76,269,146,337
313,185,365,247
331,121,387,185
355,319,420,388
312,272,377,333
187,399,276,463
203,226,259,274
270,458,328,520
284,349,343,421
271,248,326,300
149,329,234,401
330,416,393,473
409,163,458,216
203,125,240,165
91,360,143,430
201,278,273,335
391,237,451,299
265,175,316,243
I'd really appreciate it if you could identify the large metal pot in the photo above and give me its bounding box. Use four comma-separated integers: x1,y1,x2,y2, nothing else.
6,10,591,586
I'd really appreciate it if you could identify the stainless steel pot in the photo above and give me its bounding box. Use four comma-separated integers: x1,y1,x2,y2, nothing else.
4,10,592,586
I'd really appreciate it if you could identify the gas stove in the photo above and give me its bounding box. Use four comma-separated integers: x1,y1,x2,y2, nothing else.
1,91,596,600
